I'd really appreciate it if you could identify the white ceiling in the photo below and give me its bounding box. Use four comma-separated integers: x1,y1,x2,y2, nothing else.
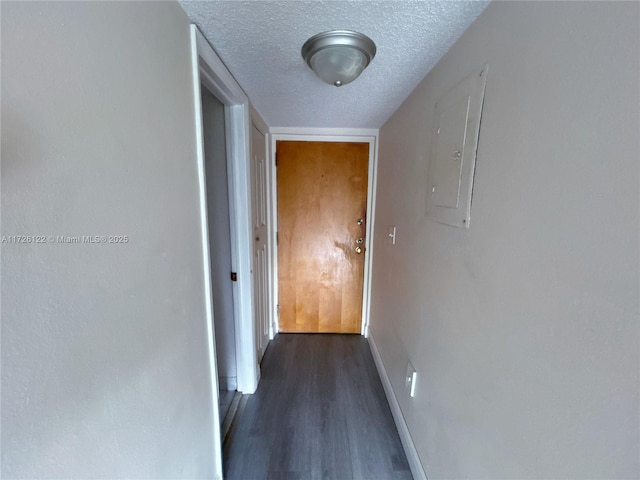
179,1,489,129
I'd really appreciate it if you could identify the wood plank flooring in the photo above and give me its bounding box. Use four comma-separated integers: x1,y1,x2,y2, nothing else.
223,334,412,480
220,390,242,443
219,390,236,421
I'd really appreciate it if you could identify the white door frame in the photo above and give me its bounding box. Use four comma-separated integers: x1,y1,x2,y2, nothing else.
269,128,379,337
189,26,260,478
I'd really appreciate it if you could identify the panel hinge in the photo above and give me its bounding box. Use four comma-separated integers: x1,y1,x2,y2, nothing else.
275,150,278,167
276,232,279,245
230,272,238,282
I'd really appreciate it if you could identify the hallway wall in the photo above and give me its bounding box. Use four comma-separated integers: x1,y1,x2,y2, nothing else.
370,2,639,478
1,2,217,478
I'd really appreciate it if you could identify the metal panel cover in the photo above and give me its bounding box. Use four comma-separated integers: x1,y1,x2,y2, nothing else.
427,65,488,228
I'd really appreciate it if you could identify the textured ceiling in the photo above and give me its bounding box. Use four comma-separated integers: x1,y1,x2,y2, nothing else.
179,1,489,129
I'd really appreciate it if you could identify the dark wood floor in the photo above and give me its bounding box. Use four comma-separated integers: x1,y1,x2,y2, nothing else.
223,334,412,480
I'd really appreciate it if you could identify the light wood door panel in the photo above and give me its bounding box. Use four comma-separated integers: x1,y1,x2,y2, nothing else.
277,141,369,333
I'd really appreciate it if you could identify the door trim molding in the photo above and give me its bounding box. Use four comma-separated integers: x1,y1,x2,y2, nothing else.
270,129,379,336
189,26,223,480
270,126,379,137
190,26,260,404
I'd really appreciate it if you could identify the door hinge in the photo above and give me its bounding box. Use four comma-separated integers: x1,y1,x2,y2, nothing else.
276,232,279,245
275,150,278,167
230,272,238,282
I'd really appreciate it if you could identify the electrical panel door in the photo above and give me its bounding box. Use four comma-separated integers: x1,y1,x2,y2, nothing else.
427,65,488,228
432,94,471,209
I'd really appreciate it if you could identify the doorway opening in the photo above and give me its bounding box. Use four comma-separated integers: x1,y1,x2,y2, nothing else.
270,133,379,337
190,25,261,479
200,85,242,437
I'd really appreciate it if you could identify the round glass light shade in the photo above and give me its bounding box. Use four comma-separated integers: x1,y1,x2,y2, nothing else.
302,30,376,87
309,46,368,87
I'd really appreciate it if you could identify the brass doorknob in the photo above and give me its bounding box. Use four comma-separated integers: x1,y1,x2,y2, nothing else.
355,246,363,254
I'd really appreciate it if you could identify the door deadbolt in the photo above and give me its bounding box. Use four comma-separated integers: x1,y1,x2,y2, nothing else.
356,237,363,244
356,218,364,226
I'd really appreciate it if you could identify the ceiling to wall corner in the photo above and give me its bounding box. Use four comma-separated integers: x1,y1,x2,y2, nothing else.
179,1,489,129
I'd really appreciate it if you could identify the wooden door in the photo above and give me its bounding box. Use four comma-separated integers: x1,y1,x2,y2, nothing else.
251,124,270,361
277,141,369,333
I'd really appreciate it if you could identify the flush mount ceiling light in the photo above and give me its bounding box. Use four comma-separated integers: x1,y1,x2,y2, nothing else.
301,30,376,87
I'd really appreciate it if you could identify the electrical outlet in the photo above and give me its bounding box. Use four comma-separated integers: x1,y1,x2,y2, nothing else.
405,362,417,398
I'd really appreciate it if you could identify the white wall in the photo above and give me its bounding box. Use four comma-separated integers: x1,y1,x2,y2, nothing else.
370,2,639,479
1,2,217,478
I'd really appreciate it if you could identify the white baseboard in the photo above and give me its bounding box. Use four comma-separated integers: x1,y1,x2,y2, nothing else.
218,376,237,391
368,332,428,480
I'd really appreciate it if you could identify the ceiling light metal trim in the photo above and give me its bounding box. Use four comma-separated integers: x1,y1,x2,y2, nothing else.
301,30,377,87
